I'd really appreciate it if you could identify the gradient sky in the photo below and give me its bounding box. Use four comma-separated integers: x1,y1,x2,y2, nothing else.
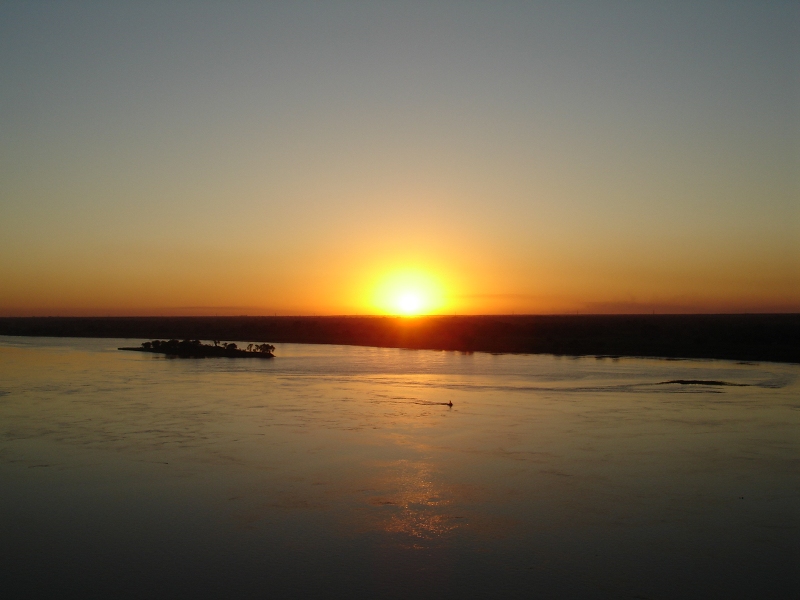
1,1,798,315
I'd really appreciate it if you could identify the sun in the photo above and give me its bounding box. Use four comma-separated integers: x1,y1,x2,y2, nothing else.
371,269,446,316
397,292,423,315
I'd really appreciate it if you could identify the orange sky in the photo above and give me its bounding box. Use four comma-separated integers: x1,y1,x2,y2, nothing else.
1,3,798,316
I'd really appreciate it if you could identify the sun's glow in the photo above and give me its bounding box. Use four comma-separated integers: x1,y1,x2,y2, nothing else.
397,292,422,315
371,269,446,316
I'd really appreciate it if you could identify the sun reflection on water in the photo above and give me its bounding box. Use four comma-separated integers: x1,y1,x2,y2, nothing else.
367,459,460,547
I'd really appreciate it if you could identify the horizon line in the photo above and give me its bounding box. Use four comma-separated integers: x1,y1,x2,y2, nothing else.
2,312,799,319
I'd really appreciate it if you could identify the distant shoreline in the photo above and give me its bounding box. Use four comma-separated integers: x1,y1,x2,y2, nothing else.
1,315,798,364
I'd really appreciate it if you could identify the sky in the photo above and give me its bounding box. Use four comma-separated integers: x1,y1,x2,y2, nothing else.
1,1,798,316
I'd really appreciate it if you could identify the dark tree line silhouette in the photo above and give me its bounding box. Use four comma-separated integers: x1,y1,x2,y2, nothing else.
128,339,275,358
4,314,796,363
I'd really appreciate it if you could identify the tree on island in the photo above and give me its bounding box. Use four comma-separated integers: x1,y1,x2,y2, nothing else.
123,339,275,358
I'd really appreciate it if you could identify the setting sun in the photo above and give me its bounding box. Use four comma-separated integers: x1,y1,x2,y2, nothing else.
397,292,422,315
371,269,446,316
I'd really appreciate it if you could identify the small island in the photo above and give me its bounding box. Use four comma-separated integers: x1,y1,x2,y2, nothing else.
119,339,275,358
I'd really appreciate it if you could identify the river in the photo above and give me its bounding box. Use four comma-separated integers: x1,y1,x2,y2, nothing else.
1,336,798,598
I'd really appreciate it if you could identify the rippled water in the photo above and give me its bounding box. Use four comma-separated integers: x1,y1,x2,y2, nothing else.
1,336,798,599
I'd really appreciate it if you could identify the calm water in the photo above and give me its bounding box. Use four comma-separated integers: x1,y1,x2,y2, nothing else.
1,336,798,599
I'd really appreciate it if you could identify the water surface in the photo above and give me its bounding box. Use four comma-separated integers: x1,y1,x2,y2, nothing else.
1,337,798,598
